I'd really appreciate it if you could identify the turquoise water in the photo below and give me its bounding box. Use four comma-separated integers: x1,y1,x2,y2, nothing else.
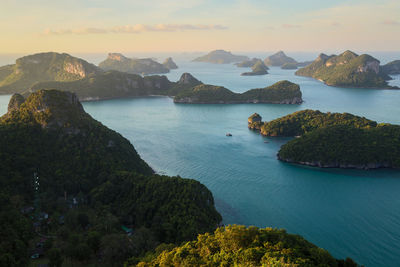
1,59,400,266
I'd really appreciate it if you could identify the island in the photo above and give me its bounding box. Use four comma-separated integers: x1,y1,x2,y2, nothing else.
281,62,298,70
295,50,395,88
0,89,222,266
192,49,249,64
162,57,178,69
98,53,170,75
264,51,297,66
235,58,267,68
174,80,303,104
0,52,101,94
241,60,269,76
248,110,400,169
278,123,400,169
382,60,400,75
248,109,376,136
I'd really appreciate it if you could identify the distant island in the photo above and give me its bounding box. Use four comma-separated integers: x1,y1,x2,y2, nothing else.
281,62,298,70
174,80,302,104
235,58,267,68
248,110,400,169
241,60,269,76
98,53,176,75
162,57,178,69
192,50,249,64
295,50,397,88
264,51,297,66
0,52,101,94
382,60,400,75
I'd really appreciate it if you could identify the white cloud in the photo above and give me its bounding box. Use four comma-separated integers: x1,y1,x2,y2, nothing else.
43,24,228,35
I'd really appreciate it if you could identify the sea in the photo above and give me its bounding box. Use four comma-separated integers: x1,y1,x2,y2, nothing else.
1,51,400,266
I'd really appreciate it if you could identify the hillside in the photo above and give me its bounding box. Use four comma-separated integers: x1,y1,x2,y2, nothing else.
278,124,400,169
0,90,222,266
235,58,267,68
132,225,357,267
174,80,302,104
0,52,102,94
264,51,297,66
295,51,392,88
98,53,170,75
193,50,249,64
248,109,377,136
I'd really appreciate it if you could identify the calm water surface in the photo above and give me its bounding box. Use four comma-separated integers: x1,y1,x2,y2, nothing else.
1,58,400,266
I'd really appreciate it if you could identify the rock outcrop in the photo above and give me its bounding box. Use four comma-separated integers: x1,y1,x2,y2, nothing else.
163,57,178,69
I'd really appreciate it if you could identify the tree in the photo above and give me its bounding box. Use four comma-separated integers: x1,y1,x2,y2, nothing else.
48,248,63,267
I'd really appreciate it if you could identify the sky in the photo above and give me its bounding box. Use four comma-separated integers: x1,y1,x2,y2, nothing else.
0,0,399,53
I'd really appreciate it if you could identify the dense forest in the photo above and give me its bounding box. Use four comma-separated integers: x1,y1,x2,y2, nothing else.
0,90,221,266
132,225,358,267
278,124,400,169
248,109,377,137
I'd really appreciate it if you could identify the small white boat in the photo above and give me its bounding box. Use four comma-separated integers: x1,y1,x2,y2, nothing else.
226,133,232,136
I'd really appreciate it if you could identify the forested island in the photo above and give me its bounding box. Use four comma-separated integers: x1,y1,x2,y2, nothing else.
0,90,358,266
98,53,177,75
248,110,400,169
295,50,397,88
174,80,303,104
192,50,249,64
235,58,266,68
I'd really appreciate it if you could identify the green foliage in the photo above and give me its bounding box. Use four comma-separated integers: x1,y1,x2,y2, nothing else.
47,248,63,267
193,50,249,64
91,171,222,243
174,80,302,104
134,225,357,267
258,109,377,136
278,124,400,168
295,51,390,88
0,193,32,267
0,52,101,93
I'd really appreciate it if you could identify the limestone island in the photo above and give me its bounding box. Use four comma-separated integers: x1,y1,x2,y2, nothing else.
0,52,102,94
295,50,398,88
98,53,173,75
240,60,268,76
248,110,400,169
241,60,269,76
235,58,267,68
264,51,297,67
192,50,249,64
173,80,303,104
162,57,178,69
382,60,400,75
281,62,298,70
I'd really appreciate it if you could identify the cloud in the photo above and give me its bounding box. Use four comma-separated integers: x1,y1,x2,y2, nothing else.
44,24,228,35
282,24,301,29
382,19,400,25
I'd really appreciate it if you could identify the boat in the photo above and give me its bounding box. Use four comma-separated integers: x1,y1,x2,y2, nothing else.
226,133,232,136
